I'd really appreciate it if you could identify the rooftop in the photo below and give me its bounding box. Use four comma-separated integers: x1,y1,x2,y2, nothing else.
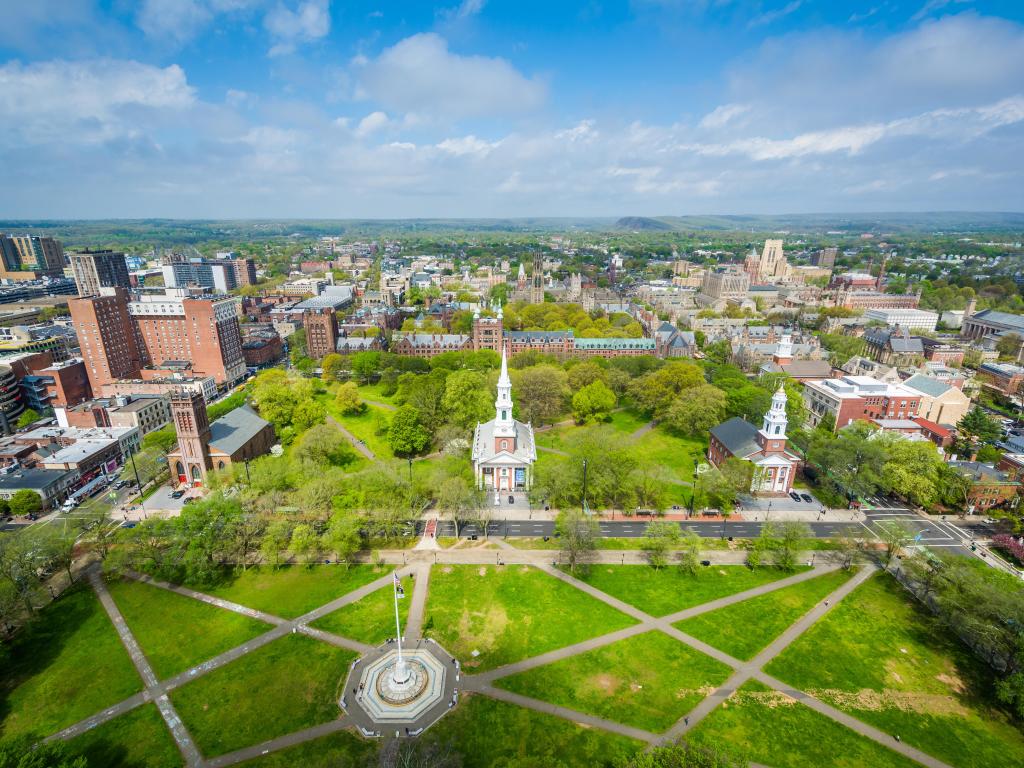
209,405,272,456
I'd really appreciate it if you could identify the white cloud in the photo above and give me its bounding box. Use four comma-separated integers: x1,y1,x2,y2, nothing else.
683,96,1024,160
436,135,499,157
355,111,392,137
0,59,195,145
265,0,331,56
439,0,487,22
354,33,546,119
698,103,750,130
136,0,262,43
726,13,1024,128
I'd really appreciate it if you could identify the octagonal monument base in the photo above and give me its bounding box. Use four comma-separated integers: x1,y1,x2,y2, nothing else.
341,639,459,738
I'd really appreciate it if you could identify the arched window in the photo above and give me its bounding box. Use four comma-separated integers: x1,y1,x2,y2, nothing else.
218,461,225,470
501,440,508,451
175,461,185,477
191,465,202,481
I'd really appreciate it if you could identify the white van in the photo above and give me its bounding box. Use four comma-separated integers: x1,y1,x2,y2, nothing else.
60,498,78,513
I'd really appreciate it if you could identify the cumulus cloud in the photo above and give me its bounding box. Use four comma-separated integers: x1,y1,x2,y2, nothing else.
726,13,1024,128
265,0,331,56
0,59,195,145
355,111,392,137
354,33,546,119
136,0,262,43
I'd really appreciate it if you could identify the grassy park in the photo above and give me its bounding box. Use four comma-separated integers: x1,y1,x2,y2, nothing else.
170,633,355,757
311,574,413,644
423,564,636,671
69,703,182,768
0,587,143,740
569,563,805,616
676,568,854,660
496,630,732,732
107,578,271,679
764,572,1024,768
688,680,921,768
2,562,1021,768
194,564,384,619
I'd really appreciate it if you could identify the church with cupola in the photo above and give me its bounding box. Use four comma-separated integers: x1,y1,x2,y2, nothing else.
470,348,537,493
707,383,801,495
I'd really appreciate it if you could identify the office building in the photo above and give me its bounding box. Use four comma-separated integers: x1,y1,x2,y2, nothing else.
811,247,838,268
70,249,131,296
8,235,65,278
864,308,939,331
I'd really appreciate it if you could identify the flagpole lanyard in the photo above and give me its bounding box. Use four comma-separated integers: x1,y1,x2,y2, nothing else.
393,573,403,668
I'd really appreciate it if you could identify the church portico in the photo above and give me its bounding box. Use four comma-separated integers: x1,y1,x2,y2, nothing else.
471,348,536,492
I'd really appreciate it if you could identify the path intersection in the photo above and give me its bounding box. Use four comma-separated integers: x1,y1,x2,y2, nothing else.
52,552,953,768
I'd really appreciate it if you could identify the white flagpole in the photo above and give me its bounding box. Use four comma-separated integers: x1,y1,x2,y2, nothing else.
392,573,408,682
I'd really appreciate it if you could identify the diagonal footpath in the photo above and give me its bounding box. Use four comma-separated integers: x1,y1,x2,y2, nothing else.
480,687,659,744
204,717,351,768
86,570,204,767
126,571,285,625
51,567,405,746
662,565,875,741
403,562,431,638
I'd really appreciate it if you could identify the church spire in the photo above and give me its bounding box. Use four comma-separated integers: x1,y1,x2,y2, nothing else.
494,347,515,438
759,382,789,449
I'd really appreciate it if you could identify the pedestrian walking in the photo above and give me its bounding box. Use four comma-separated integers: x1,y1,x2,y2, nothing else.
684,717,689,727
895,735,901,743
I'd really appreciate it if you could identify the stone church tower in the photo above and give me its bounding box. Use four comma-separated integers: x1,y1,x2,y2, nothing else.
170,389,212,486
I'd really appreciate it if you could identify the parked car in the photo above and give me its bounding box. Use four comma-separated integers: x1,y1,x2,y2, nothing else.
789,492,801,502
170,489,186,499
800,493,813,503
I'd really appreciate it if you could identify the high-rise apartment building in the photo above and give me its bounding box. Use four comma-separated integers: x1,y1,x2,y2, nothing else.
9,235,66,278
68,288,143,388
0,234,65,279
71,249,131,296
303,307,338,360
129,290,246,385
70,287,246,393
230,258,257,287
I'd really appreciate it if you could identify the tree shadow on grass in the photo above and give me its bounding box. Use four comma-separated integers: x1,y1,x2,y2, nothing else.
0,585,98,733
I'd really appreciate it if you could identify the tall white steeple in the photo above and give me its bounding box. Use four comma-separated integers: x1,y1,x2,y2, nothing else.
494,347,516,438
759,383,789,444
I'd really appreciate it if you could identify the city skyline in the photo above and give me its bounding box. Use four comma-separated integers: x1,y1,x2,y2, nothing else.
2,0,1023,218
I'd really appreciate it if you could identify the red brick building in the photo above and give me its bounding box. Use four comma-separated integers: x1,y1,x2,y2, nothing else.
69,287,142,389
803,375,922,431
302,308,338,360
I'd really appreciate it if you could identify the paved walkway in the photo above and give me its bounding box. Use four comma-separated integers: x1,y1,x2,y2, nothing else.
327,414,376,460
87,570,203,767
49,554,956,768
363,399,396,412
629,419,658,439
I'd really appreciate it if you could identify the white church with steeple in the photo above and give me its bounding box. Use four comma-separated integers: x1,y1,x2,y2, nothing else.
707,382,801,495
471,348,537,493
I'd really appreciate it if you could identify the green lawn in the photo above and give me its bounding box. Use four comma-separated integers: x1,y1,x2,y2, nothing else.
676,568,854,661
765,571,1024,768
355,381,398,406
423,694,642,768
68,703,182,768
633,426,705,485
689,680,920,768
424,564,636,672
236,729,375,767
0,586,143,739
496,630,732,732
311,575,413,644
193,565,385,619
322,388,394,459
108,578,271,679
170,633,353,758
535,409,649,450
570,564,805,616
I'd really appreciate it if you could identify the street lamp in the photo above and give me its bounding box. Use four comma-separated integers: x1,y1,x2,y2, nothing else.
581,459,589,516
407,457,413,482
689,459,698,518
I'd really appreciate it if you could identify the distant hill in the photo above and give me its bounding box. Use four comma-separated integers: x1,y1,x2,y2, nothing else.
614,216,674,231
643,212,1024,234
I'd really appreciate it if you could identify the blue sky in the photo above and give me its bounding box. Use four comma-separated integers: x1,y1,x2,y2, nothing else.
1,0,1023,218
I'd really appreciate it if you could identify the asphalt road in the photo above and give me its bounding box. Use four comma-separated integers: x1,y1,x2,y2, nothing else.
423,497,997,559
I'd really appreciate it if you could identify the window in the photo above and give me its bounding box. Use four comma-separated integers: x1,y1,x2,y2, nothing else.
501,440,508,450
501,410,507,420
